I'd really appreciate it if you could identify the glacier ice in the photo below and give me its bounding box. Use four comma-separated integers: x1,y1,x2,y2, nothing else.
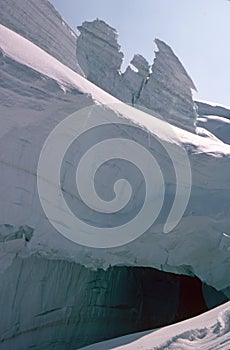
79,301,230,350
0,3,230,350
76,19,197,132
0,0,84,76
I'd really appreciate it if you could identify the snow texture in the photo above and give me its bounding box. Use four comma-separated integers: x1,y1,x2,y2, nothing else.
196,99,230,119
79,301,230,350
0,23,230,296
76,19,197,132
196,100,230,144
0,0,84,75
0,5,230,349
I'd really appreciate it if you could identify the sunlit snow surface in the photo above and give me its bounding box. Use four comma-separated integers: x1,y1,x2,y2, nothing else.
0,23,230,290
79,302,230,350
0,22,230,349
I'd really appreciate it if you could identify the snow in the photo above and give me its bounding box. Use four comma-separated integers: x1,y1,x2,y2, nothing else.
196,99,230,111
0,7,230,350
76,20,197,132
0,24,103,102
0,25,229,155
79,301,230,350
0,0,84,75
0,22,230,293
197,115,230,145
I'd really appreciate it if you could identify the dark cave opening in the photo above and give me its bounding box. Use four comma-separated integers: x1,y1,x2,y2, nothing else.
109,266,228,333
1,256,228,350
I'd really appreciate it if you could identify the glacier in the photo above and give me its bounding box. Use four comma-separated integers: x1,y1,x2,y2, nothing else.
196,100,230,145
76,19,197,132
0,0,84,76
0,1,230,349
79,301,230,350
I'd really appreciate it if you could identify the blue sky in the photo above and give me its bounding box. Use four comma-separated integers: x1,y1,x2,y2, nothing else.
50,0,230,106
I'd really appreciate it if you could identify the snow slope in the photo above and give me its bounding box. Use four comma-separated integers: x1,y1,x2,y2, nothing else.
196,99,230,119
0,23,230,293
0,21,230,349
195,99,230,144
79,301,230,350
0,24,228,154
197,115,230,145
0,0,84,75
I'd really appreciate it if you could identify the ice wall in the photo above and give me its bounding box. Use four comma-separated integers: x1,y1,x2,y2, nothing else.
0,8,230,349
0,0,84,75
76,19,197,132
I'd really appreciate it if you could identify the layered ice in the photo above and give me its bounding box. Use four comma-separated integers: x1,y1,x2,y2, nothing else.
0,22,230,296
77,19,197,132
196,100,230,144
79,301,230,350
0,6,229,350
0,0,84,75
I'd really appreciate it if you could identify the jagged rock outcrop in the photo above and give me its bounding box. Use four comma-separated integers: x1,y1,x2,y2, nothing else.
76,19,197,132
0,0,84,75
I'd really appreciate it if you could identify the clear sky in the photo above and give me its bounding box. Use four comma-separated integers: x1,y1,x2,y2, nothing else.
50,0,230,106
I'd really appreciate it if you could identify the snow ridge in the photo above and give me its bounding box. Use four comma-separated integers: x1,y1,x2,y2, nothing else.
0,0,84,75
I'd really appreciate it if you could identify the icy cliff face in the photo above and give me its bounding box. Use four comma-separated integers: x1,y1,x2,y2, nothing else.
76,19,197,132
196,100,230,119
80,301,230,350
197,115,230,145
77,19,123,81
1,22,230,294
196,100,230,144
0,6,230,350
0,0,84,75
0,246,212,350
137,39,197,132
